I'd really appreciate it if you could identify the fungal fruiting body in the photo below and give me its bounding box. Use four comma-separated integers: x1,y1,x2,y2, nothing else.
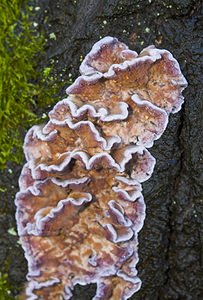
15,37,187,300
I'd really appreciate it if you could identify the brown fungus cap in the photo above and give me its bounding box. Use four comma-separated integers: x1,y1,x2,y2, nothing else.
15,37,187,300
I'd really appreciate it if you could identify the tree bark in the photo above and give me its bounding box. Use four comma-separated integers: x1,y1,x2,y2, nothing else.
0,0,202,299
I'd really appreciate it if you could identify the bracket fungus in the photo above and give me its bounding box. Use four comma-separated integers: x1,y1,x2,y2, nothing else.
15,36,187,300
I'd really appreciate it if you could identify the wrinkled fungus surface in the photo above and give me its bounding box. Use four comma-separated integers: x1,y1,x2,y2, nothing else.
15,37,187,300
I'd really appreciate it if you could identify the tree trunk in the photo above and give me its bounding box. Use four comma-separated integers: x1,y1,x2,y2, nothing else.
0,0,202,299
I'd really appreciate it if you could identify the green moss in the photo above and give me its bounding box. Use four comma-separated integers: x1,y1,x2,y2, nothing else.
0,273,17,300
0,0,58,169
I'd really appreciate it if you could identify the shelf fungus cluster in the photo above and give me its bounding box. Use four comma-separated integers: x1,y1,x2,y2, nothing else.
15,37,187,300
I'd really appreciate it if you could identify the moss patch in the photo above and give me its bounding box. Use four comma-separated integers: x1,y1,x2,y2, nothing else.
0,272,17,300
0,0,58,169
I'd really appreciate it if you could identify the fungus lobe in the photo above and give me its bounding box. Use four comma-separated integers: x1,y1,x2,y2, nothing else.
15,36,187,300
